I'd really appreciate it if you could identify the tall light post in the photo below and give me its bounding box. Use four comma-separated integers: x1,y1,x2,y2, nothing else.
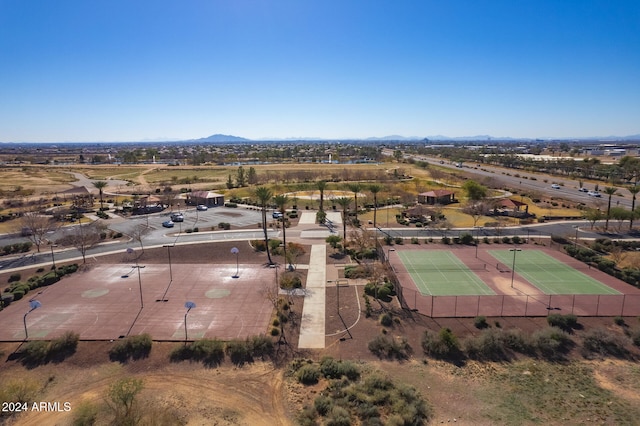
23,300,41,340
184,301,196,343
163,244,174,281
231,247,239,278
510,247,522,288
127,248,145,309
573,226,579,250
49,244,58,273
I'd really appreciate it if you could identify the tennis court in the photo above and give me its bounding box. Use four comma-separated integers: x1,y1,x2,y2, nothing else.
489,249,620,295
395,250,495,296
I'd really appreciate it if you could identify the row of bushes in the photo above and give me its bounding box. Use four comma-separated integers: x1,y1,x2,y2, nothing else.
1,264,79,307
384,235,527,246
170,335,275,367
1,242,32,256
564,245,640,288
19,331,79,366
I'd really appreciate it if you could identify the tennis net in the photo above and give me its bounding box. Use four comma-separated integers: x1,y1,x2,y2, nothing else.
405,263,488,272
495,262,592,273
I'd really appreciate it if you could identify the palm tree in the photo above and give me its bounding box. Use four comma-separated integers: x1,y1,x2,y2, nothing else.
93,181,108,211
316,180,328,212
603,186,617,231
369,184,384,229
254,186,274,265
346,183,363,226
629,185,640,230
273,194,290,269
335,197,352,249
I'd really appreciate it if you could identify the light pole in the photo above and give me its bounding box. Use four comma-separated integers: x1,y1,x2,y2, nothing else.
573,226,579,250
184,301,196,343
49,244,58,273
163,244,174,281
23,300,41,340
231,247,239,278
127,248,145,309
510,247,522,288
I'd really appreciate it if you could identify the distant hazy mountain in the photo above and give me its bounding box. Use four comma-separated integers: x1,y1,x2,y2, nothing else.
193,134,250,142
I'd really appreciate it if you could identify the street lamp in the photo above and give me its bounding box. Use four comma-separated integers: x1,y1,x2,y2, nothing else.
573,226,579,250
23,300,41,340
127,248,145,309
163,244,174,281
184,301,196,343
510,247,522,288
49,244,58,273
231,247,239,278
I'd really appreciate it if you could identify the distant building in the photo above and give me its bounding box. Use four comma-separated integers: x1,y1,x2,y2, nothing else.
417,190,456,205
186,191,224,207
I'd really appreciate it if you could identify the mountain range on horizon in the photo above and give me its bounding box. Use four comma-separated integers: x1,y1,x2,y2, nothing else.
191,133,640,143
4,133,640,144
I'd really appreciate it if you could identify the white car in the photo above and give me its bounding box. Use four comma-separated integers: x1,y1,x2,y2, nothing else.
196,204,208,211
588,191,601,197
551,184,561,189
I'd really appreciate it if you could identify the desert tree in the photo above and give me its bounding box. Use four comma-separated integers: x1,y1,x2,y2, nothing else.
273,193,290,269
603,186,618,231
316,180,328,212
346,183,363,226
18,208,59,253
334,197,352,250
583,208,603,230
461,180,488,201
461,200,492,228
92,181,108,211
130,223,149,252
629,185,640,230
368,184,384,229
107,377,144,425
57,218,104,264
254,186,274,266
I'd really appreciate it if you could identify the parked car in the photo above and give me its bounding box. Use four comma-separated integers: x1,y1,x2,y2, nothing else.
551,184,561,189
170,213,184,222
272,211,283,219
196,204,208,211
162,220,175,228
578,187,589,192
588,191,601,197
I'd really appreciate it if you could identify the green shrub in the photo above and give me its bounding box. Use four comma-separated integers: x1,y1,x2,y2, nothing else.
421,328,460,359
547,313,579,331
314,395,334,416
463,328,510,361
8,273,21,283
319,357,360,381
368,335,411,360
247,335,274,360
474,316,489,329
109,333,152,362
614,316,626,326
297,364,321,385
581,328,629,358
48,331,80,361
22,341,49,365
379,313,393,327
531,327,573,360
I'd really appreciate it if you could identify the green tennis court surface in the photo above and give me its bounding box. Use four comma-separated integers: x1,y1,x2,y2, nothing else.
396,250,495,296
489,249,620,295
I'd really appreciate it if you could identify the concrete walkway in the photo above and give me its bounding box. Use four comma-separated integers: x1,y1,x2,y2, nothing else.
297,244,327,348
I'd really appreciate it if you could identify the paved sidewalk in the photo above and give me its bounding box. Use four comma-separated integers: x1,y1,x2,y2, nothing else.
297,244,327,349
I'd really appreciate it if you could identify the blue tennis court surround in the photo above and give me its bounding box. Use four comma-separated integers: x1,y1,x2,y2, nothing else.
489,249,620,295
396,250,495,296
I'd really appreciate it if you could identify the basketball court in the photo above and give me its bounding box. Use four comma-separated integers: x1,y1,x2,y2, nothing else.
0,263,276,341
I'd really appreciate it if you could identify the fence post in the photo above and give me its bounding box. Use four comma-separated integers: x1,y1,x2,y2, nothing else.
454,296,458,317
477,296,481,317
525,295,529,316
621,294,626,317
430,296,434,318
414,290,417,312
572,294,575,315
500,295,505,317
596,295,600,316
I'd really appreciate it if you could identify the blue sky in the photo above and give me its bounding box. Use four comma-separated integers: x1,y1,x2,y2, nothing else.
1,0,639,142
